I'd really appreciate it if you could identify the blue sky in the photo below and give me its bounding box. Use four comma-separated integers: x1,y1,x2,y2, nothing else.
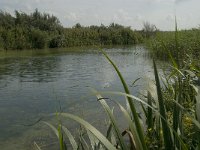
0,0,199,30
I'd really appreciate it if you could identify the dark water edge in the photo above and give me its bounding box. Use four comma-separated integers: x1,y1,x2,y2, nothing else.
0,45,157,149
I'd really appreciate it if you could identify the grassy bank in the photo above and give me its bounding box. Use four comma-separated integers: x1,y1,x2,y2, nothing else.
146,29,200,66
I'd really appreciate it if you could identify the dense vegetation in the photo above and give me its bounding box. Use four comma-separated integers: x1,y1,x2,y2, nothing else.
0,9,143,50
146,28,200,68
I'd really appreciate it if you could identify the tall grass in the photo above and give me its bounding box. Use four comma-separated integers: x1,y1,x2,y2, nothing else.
146,28,200,68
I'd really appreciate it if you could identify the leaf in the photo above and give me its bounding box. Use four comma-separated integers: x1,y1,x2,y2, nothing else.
86,129,101,149
153,59,173,149
196,92,200,122
43,122,67,150
59,113,117,150
34,141,42,150
95,91,128,150
43,121,59,137
122,129,137,150
100,49,147,150
62,126,78,150
96,90,188,149
147,91,153,129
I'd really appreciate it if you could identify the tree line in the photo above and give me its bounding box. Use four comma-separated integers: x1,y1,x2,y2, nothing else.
0,9,144,50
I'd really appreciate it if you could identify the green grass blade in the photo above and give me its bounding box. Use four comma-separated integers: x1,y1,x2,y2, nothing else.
58,124,67,150
173,84,181,148
106,122,113,142
43,122,66,150
175,16,180,68
79,132,90,150
62,126,78,150
161,40,178,68
95,90,188,149
86,129,102,149
115,100,143,150
196,92,200,122
100,49,147,150
95,91,128,149
147,91,153,129
140,102,147,118
34,141,42,150
59,113,117,150
190,117,200,129
153,59,173,149
43,121,59,137
122,129,137,150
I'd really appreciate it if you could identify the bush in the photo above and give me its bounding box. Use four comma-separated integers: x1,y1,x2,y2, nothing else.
30,29,46,49
49,35,65,48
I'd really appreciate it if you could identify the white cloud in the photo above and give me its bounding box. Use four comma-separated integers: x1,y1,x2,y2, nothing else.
0,0,199,30
175,0,188,4
166,14,174,22
113,9,132,23
64,12,79,22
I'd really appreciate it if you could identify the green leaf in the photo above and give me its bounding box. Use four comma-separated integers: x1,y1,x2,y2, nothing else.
58,124,67,150
147,91,153,129
33,141,42,150
62,126,78,150
96,90,188,149
95,91,128,150
59,113,117,150
43,122,67,150
43,121,59,137
100,49,147,150
153,59,173,149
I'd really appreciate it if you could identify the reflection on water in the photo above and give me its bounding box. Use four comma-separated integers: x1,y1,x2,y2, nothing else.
0,46,153,149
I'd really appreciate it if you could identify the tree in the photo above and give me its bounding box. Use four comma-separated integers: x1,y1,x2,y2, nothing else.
142,21,157,38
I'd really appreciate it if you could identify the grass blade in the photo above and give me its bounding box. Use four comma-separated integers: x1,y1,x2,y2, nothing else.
58,124,67,150
95,91,128,149
62,126,78,150
43,122,67,150
122,129,137,150
100,49,147,150
59,113,117,150
147,91,153,129
43,121,59,137
153,59,173,149
34,141,42,150
114,100,143,150
106,122,113,142
96,91,188,149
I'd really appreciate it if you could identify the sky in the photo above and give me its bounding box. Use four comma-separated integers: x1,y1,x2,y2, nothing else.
0,0,199,31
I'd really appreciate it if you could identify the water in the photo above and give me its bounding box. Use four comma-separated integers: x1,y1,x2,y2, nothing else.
0,46,154,149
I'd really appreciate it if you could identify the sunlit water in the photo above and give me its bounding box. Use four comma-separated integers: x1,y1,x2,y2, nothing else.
0,46,154,149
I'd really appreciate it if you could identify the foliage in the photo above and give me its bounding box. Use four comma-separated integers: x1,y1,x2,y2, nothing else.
0,10,142,50
30,29,46,49
146,29,200,66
